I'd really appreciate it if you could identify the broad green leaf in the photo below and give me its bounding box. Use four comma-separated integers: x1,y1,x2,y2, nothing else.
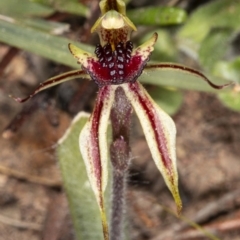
212,57,240,112
178,0,240,55
20,18,69,35
32,0,88,16
140,64,230,92
57,112,110,240
213,58,240,83
0,0,54,18
218,90,240,112
148,86,183,115
199,28,233,72
127,6,187,26
0,19,94,68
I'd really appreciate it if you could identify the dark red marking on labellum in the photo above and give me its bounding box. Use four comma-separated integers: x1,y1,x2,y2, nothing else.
84,41,148,87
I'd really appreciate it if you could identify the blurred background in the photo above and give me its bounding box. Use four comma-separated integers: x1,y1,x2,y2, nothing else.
0,0,240,239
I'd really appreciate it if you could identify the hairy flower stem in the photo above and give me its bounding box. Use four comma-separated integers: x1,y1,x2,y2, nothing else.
110,87,132,240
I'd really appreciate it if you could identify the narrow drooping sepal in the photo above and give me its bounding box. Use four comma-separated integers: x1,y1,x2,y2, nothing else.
145,63,232,89
10,70,90,103
79,85,117,240
121,82,182,213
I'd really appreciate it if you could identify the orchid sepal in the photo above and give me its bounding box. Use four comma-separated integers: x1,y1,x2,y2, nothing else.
10,69,90,103
79,84,117,240
121,81,182,213
99,0,126,15
79,85,116,200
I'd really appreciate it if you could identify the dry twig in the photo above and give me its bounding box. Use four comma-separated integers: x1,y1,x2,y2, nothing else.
0,165,61,187
0,214,42,231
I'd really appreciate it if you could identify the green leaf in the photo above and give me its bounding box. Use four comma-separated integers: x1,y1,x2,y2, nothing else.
213,58,240,113
0,19,94,68
0,0,54,18
213,58,240,83
178,0,240,55
20,18,70,35
199,28,233,72
141,30,177,62
218,90,240,112
57,112,109,240
148,86,183,115
32,0,88,16
127,6,187,26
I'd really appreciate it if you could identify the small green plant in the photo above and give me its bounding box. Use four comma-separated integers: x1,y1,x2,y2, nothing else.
2,0,238,239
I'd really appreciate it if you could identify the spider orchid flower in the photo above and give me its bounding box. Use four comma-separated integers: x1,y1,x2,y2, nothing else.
11,0,230,239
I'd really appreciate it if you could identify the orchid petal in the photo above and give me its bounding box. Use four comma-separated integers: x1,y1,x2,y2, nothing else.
10,70,90,103
79,85,117,239
121,81,182,213
132,32,158,62
145,63,232,89
68,43,98,69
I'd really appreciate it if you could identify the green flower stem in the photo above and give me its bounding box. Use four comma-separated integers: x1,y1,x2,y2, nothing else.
110,87,132,240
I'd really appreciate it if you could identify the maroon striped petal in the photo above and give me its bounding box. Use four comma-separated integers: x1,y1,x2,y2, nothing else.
79,85,117,240
121,81,182,213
